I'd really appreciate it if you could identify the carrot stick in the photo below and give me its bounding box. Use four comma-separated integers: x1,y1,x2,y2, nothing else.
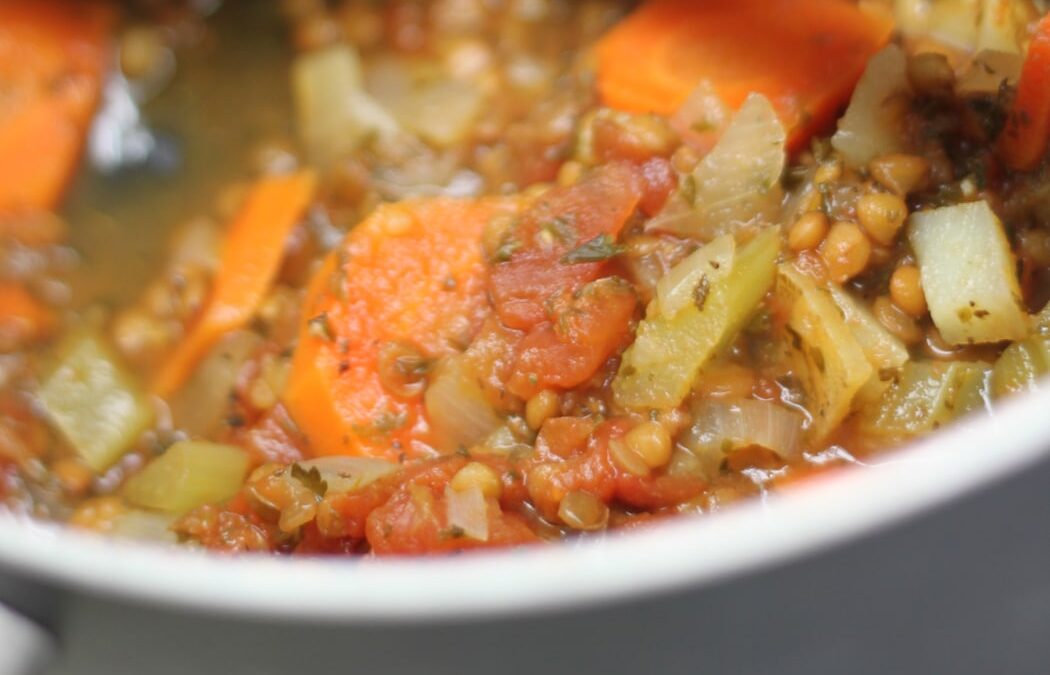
595,0,894,150
283,196,525,461
998,14,1050,172
0,1,112,213
152,170,317,397
0,284,55,345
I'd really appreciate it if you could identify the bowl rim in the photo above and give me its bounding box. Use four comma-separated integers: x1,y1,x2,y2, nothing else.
0,386,1047,623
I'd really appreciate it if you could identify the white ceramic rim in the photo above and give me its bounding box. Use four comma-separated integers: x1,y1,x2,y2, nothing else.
0,386,1047,624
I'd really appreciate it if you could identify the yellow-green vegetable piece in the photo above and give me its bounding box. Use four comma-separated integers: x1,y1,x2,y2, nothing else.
123,441,250,514
613,228,779,410
775,265,873,440
990,335,1050,398
908,200,1028,345
861,361,990,436
829,285,910,403
40,330,154,473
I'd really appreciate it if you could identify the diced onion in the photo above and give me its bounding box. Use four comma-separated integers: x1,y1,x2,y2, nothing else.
444,485,489,541
424,355,502,452
292,45,400,165
681,399,805,474
669,80,732,154
656,94,785,241
832,46,911,168
296,456,400,495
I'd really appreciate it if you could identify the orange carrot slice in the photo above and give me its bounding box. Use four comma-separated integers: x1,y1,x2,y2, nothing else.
283,196,525,461
595,0,894,150
999,14,1050,172
0,1,112,213
152,170,317,397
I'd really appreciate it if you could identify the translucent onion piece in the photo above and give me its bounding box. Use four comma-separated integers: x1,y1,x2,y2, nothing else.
675,93,785,240
955,50,1022,97
110,510,176,543
292,45,399,165
444,485,489,541
424,355,502,453
679,399,804,479
832,45,911,168
670,80,732,154
296,456,400,495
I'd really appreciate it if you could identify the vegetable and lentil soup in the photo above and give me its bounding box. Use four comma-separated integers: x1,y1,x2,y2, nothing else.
1,0,1049,556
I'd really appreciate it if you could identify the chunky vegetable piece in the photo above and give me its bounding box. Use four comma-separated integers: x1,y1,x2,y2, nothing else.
650,94,785,240
284,196,525,460
831,46,911,168
123,442,250,514
775,265,873,440
908,201,1028,346
595,0,894,149
40,330,154,472
861,361,990,437
614,228,779,410
0,1,111,212
152,170,317,396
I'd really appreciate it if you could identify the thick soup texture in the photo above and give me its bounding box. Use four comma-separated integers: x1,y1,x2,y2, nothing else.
1,0,1049,555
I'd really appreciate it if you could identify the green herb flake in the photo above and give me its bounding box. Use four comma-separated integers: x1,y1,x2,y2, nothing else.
291,463,328,497
561,234,625,264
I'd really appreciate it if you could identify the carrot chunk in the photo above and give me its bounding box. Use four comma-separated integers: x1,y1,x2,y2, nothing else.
0,1,112,213
152,170,317,397
283,196,525,460
595,0,894,150
999,14,1050,171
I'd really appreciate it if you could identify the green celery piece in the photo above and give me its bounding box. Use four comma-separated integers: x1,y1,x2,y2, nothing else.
862,361,990,436
990,335,1050,398
613,227,779,410
40,330,154,472
776,265,873,441
123,441,250,514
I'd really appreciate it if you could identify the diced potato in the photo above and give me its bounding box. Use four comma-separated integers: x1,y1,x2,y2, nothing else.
907,201,1027,345
861,361,991,436
123,441,250,514
613,228,779,410
775,265,873,440
832,45,911,168
110,510,177,543
40,330,155,472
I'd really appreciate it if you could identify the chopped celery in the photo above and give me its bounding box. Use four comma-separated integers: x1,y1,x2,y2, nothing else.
40,330,154,472
829,286,909,371
775,265,873,440
123,441,250,514
829,286,910,403
861,361,991,436
908,201,1028,345
990,335,1050,398
613,228,779,410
